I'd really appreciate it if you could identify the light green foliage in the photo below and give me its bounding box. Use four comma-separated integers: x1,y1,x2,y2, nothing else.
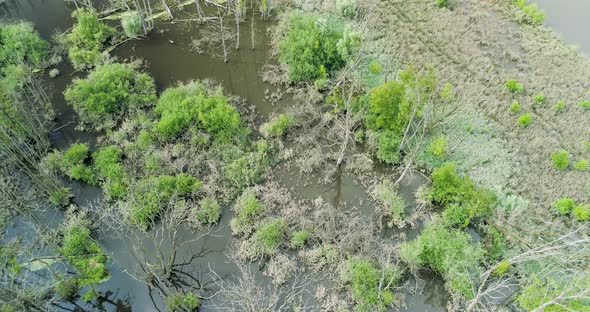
255,218,286,255
493,260,511,276
509,100,521,113
573,204,589,221
430,163,495,227
60,210,109,289
336,25,362,61
65,63,156,130
436,0,449,8
505,79,523,93
128,174,201,229
341,259,398,312
231,190,265,235
533,93,545,105
553,197,575,215
578,100,590,111
366,66,436,135
517,113,532,127
550,150,570,170
372,179,406,227
165,292,200,312
513,0,545,25
60,143,96,184
336,0,356,18
517,274,590,311
290,230,310,249
574,159,589,171
93,145,127,199
0,22,48,69
194,197,221,225
155,81,245,142
277,11,345,82
399,222,484,298
428,135,448,157
552,100,565,112
374,130,401,164
66,9,115,69
120,11,144,38
222,140,271,193
260,114,294,138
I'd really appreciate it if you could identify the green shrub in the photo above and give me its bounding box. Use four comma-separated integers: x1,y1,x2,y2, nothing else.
341,259,397,312
66,9,115,69
505,79,523,93
483,225,507,261
0,22,48,68
277,11,345,82
578,100,590,111
533,93,545,105
120,11,144,38
260,114,294,138
371,179,406,227
49,187,73,207
93,145,127,198
574,159,589,171
550,150,570,170
60,143,96,184
509,100,521,113
552,100,565,112
155,81,245,142
517,113,532,127
493,260,510,276
517,275,589,311
398,222,483,298
255,218,286,255
336,0,356,17
375,130,401,164
223,141,271,193
573,204,589,221
194,197,221,225
428,135,448,157
165,292,200,312
553,197,575,215
513,0,545,25
55,277,79,299
436,0,449,7
336,25,362,61
290,230,310,249
430,163,495,227
65,63,156,130
231,190,265,235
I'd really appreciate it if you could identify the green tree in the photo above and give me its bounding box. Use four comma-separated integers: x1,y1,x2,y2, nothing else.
64,63,156,130
66,9,115,69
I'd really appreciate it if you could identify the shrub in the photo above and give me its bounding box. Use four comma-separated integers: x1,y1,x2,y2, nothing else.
552,100,565,112
371,179,406,227
513,0,545,25
231,190,265,235
290,230,310,249
505,79,523,93
573,204,589,221
255,218,286,255
260,114,294,138
533,93,545,105
553,197,575,215
65,63,156,130
398,222,483,298
223,141,271,194
550,150,570,170
120,11,144,38
517,275,589,311
194,197,221,225
277,11,345,82
336,0,356,18
574,159,589,171
165,292,200,312
93,145,127,198
60,143,96,184
66,9,115,69
155,81,245,142
436,0,449,7
483,225,507,261
428,135,448,157
430,163,495,227
49,187,73,207
493,260,510,276
336,25,362,61
509,100,521,113
578,100,590,111
0,22,48,68
517,113,532,127
55,277,79,299
375,130,401,164
341,259,397,312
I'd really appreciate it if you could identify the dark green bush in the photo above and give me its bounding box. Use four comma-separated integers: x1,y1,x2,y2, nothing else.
278,11,345,82
430,163,495,227
65,63,156,130
66,9,115,69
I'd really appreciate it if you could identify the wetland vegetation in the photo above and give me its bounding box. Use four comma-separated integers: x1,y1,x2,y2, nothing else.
1,0,590,311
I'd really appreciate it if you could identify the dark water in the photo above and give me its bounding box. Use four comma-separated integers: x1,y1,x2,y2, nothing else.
536,0,590,55
1,1,446,311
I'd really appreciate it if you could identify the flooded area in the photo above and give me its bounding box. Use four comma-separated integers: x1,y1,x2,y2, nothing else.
536,0,590,55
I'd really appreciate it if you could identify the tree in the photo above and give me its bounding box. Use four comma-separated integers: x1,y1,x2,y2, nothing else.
64,62,157,131
66,9,116,69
